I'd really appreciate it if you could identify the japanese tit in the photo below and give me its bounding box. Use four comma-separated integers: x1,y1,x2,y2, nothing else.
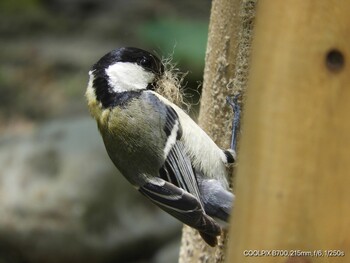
85,47,236,246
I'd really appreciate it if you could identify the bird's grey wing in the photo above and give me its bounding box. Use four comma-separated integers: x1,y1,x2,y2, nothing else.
141,94,223,245
159,105,202,202
138,177,220,246
161,105,234,224
143,99,222,245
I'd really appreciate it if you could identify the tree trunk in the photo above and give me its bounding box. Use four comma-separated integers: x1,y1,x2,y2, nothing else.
227,1,350,262
178,0,257,262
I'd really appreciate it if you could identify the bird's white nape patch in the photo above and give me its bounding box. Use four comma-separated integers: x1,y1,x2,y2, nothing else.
164,120,179,158
105,62,155,92
87,70,95,88
85,70,97,100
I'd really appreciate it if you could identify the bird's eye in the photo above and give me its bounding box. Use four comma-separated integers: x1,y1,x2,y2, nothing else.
139,57,152,68
138,55,163,74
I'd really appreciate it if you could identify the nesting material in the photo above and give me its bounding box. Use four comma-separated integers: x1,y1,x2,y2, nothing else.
155,57,189,109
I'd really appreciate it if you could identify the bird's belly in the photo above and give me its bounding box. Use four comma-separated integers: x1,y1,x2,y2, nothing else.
99,108,164,185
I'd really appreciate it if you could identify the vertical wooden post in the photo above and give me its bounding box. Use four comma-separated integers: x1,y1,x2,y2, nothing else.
227,1,350,262
179,0,257,262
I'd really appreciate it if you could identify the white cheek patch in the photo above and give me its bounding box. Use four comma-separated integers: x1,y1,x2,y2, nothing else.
105,62,155,92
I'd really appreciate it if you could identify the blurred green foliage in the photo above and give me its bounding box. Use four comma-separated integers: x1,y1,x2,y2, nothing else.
0,0,41,12
0,1,209,122
138,19,208,77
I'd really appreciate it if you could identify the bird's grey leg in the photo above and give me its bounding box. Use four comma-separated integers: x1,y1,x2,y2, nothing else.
226,94,241,153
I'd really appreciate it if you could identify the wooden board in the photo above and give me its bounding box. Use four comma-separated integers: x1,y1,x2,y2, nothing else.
227,1,350,262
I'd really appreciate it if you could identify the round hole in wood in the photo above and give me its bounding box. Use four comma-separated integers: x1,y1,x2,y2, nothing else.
326,49,345,72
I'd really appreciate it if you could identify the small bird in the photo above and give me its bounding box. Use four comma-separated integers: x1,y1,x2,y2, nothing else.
85,47,236,246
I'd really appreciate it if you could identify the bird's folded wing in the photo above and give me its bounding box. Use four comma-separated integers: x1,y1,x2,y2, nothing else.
160,104,203,204
139,177,220,237
159,141,203,202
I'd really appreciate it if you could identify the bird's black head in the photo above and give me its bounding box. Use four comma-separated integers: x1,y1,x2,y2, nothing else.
88,47,164,108
92,47,164,75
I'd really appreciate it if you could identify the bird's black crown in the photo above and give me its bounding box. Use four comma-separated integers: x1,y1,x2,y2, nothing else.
92,47,164,74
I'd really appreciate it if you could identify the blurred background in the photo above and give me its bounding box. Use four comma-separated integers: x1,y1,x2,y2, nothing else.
0,0,211,262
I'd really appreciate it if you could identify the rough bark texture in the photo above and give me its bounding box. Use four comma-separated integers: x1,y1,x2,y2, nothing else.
227,1,350,262
178,0,257,262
